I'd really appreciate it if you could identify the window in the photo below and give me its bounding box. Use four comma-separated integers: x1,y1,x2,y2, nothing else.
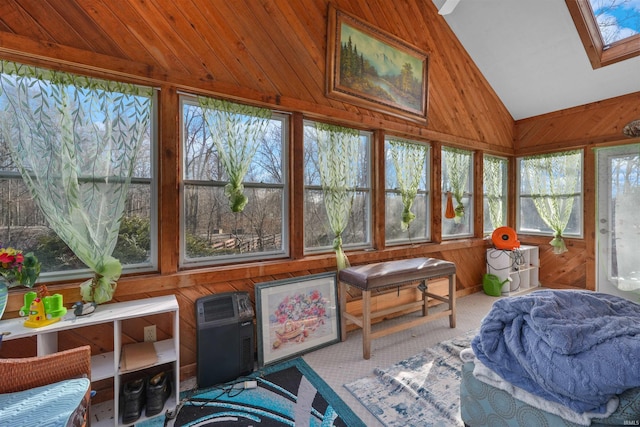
567,0,640,68
181,96,288,266
442,146,474,238
590,0,640,45
303,120,371,253
483,155,508,234
385,137,430,244
517,150,583,242
0,62,156,282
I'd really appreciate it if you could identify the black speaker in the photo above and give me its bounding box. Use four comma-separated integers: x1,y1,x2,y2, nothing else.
195,292,255,388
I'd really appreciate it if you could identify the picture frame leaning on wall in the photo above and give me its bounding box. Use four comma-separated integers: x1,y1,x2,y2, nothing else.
255,272,340,367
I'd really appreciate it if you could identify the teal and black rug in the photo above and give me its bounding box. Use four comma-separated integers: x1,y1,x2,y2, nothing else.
141,357,365,427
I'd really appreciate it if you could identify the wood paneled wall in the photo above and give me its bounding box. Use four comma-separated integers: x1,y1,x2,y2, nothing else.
515,93,640,294
0,0,637,384
516,92,640,154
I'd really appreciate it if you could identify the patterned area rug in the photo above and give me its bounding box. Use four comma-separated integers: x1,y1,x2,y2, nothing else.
140,357,365,427
345,329,477,427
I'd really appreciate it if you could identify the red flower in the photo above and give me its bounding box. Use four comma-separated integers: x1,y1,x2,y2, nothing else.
0,246,41,288
0,252,15,266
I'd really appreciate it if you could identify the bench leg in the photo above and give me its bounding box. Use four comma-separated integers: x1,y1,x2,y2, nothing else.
362,290,372,359
339,280,347,341
449,273,457,328
420,280,428,317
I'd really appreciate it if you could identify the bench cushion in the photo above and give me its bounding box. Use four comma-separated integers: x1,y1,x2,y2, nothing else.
338,257,456,291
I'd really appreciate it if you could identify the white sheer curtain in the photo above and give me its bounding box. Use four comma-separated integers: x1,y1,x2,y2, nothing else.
0,60,152,303
615,187,640,291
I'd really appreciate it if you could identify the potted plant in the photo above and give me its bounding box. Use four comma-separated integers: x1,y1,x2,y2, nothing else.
0,245,41,318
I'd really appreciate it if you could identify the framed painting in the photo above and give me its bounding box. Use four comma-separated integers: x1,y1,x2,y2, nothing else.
326,5,429,123
255,272,340,367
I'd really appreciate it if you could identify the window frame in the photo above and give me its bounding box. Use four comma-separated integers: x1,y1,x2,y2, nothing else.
384,136,431,245
483,154,509,234
0,72,158,282
179,95,290,267
516,150,584,238
302,119,372,255
566,0,640,68
441,146,474,240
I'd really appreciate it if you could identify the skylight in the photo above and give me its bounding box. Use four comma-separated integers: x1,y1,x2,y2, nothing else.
567,0,640,68
590,0,640,45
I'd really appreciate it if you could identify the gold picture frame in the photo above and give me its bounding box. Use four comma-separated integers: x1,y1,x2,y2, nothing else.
326,5,429,123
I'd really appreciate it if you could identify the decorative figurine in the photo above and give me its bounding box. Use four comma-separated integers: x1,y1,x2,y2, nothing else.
73,301,97,317
36,284,50,298
19,291,67,328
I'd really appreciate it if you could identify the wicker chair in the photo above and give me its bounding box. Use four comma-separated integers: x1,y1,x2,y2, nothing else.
0,345,92,427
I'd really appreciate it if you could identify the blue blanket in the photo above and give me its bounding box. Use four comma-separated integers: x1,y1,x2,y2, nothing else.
472,290,640,414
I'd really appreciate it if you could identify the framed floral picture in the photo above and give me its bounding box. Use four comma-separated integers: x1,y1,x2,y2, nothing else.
255,272,340,367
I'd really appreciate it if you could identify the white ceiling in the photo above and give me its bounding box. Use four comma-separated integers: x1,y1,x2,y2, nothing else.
432,0,640,120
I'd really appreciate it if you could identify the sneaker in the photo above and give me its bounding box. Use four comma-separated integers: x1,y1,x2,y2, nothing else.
122,378,145,424
145,372,171,417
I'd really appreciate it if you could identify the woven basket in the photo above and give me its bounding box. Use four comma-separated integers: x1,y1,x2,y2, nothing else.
0,345,91,392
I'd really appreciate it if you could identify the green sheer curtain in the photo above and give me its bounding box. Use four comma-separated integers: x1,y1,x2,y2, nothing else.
389,139,428,230
484,155,506,230
522,150,581,254
0,60,152,303
197,97,271,213
443,147,471,222
315,123,360,271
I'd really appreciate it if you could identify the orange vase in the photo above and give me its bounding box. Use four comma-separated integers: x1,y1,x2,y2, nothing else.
445,191,456,219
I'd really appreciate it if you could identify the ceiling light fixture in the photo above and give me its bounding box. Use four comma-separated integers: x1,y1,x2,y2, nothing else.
438,0,461,15
623,120,640,138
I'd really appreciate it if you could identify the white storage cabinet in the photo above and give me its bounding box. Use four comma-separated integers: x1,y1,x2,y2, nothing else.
0,294,180,427
486,245,540,295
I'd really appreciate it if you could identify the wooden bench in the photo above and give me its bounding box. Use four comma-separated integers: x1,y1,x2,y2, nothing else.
338,257,457,359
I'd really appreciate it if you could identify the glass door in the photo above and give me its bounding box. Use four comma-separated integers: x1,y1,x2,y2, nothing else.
596,144,640,300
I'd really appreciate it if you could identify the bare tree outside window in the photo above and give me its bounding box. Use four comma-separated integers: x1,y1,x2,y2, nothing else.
303,121,371,254
384,137,430,244
442,147,474,238
181,97,287,265
0,66,155,281
590,0,640,45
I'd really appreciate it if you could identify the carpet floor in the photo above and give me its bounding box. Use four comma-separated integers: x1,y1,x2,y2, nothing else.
303,290,500,426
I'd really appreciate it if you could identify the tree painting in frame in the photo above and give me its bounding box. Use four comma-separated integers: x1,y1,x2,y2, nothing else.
326,5,429,123
255,272,340,367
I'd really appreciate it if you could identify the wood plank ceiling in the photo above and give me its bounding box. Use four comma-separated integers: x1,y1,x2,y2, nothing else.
0,0,515,150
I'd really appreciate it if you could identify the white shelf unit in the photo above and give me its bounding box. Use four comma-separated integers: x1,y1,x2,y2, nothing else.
0,294,180,427
486,245,540,295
